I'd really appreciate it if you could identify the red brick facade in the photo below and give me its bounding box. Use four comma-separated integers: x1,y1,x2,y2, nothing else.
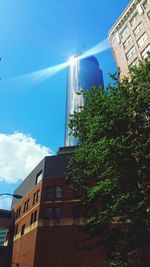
12,173,106,267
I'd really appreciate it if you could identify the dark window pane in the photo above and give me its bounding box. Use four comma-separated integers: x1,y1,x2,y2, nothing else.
46,186,53,200
54,207,61,220
33,191,40,205
16,207,21,219
34,210,37,222
23,199,29,213
36,190,40,202
30,213,34,225
30,210,37,225
44,207,52,219
56,186,62,199
33,192,36,205
21,224,25,236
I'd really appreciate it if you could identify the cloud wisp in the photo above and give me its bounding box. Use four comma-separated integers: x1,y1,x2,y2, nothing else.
0,132,52,184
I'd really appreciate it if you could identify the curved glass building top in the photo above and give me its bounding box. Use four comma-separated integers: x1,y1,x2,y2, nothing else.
65,55,104,147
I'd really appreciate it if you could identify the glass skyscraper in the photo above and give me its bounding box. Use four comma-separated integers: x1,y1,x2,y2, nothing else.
65,55,103,147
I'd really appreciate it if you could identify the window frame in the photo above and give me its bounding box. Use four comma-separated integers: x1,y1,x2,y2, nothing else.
141,44,150,59
46,186,54,201
55,185,62,199
23,199,29,213
21,224,25,236
137,32,149,48
123,35,132,49
35,170,43,185
130,13,138,27
44,207,53,219
121,26,129,39
133,22,144,36
30,210,37,225
54,207,62,221
126,46,136,61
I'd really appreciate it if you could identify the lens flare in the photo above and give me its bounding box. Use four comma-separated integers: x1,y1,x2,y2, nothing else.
78,38,110,61
68,55,79,65
13,61,68,84
6,38,110,88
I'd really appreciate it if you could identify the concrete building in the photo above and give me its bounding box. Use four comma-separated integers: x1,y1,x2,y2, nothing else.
65,56,103,147
108,0,150,79
11,147,105,267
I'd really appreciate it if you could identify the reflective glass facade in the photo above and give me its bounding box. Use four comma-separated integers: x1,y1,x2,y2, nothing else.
65,56,103,146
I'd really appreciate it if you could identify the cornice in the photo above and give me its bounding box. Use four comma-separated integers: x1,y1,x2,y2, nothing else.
108,0,142,36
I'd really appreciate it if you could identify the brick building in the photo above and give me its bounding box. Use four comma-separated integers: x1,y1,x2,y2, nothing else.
11,147,105,267
108,0,150,79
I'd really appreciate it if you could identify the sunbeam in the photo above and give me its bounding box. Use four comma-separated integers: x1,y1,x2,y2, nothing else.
12,61,69,85
7,38,110,88
79,38,110,61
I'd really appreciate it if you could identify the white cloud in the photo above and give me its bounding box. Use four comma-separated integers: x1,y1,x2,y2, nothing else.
0,132,52,183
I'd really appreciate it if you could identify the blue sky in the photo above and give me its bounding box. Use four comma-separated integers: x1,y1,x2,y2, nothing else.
0,0,129,207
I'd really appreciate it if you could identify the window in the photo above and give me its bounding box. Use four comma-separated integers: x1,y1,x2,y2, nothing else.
143,0,150,9
147,11,150,19
21,224,25,236
56,186,62,199
33,190,40,205
33,192,36,205
14,224,18,235
35,170,43,185
121,26,129,39
36,190,40,202
54,207,61,220
126,46,136,60
133,22,144,36
23,199,29,213
30,210,37,225
123,36,132,49
73,206,81,219
46,186,53,200
129,58,139,68
137,32,149,48
44,207,53,219
141,44,150,59
130,13,138,26
16,207,21,219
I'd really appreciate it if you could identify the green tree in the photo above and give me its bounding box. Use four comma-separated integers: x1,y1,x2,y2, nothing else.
66,58,150,266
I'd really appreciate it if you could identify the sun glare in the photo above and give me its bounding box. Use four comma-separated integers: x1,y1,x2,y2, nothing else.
68,56,78,65
8,38,110,88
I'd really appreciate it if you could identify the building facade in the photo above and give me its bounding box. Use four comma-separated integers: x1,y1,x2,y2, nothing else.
109,0,150,79
65,56,103,147
11,147,105,267
0,210,14,267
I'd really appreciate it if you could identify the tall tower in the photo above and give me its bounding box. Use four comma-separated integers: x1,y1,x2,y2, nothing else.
65,55,103,147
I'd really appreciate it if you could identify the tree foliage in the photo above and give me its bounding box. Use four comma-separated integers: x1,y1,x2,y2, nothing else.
66,58,150,266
